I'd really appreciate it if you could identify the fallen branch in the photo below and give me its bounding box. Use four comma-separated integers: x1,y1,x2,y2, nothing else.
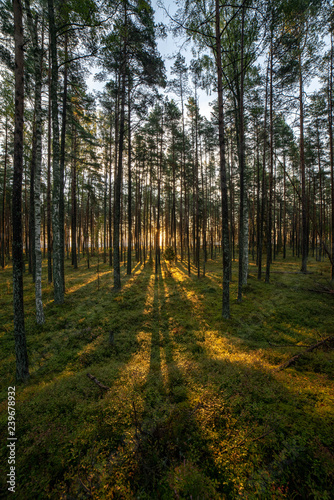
86,372,110,390
276,336,334,371
78,477,92,497
268,341,312,348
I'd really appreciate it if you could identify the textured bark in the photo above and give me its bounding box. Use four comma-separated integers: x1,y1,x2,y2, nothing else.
13,0,29,382
109,116,113,267
47,48,52,282
59,32,68,290
25,0,45,324
114,4,127,290
113,71,125,290
329,33,334,280
127,90,132,275
71,123,77,269
258,62,269,280
237,4,245,302
242,199,249,285
265,41,274,284
103,141,107,264
155,112,163,275
215,0,230,318
1,116,8,269
48,0,63,303
299,51,308,273
28,118,35,280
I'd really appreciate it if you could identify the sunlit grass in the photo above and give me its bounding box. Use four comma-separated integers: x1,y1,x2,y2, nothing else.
0,252,333,498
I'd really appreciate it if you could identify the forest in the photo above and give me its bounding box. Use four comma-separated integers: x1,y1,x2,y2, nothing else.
1,0,334,497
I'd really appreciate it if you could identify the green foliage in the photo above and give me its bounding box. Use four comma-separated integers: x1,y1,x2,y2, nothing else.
163,245,176,263
0,254,333,498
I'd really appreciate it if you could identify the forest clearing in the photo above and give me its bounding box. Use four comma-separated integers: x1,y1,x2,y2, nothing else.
1,253,334,498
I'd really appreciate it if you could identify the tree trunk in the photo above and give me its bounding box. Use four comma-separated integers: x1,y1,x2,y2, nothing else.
114,67,126,289
215,0,230,318
127,88,132,275
59,31,68,291
13,0,29,381
1,116,8,269
47,46,52,283
237,3,245,302
329,32,334,279
48,0,63,303
258,62,269,280
71,122,77,269
265,40,274,283
25,0,45,323
299,51,308,273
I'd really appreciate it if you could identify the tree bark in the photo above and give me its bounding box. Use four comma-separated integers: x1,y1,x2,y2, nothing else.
59,31,68,291
1,116,8,269
13,0,29,381
71,121,77,269
237,3,246,302
25,0,45,324
215,0,230,318
265,39,274,283
127,88,132,275
48,0,63,303
329,32,334,279
114,68,126,289
299,51,308,273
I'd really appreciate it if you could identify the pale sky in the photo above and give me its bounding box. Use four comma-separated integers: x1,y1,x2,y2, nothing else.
85,0,215,119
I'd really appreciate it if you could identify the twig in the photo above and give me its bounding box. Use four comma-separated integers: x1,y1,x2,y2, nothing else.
276,336,334,371
78,477,92,497
86,372,110,390
268,341,312,348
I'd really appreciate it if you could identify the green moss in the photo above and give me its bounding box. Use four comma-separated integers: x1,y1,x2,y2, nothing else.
0,254,333,498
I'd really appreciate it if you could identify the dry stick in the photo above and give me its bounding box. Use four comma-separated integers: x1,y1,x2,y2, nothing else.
86,372,110,390
276,336,334,371
268,341,312,348
78,477,92,497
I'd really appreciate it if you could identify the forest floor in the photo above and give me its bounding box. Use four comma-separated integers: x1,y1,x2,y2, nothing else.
0,253,334,499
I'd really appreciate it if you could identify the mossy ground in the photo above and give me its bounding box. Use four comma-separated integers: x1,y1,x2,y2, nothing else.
0,252,334,499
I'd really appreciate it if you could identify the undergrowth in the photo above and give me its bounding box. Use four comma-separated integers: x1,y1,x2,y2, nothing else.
0,252,333,499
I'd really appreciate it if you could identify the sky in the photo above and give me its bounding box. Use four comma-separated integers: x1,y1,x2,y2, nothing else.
86,0,327,125
86,0,215,119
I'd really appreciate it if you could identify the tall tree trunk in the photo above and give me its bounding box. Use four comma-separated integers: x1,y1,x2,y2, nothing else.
215,0,230,318
48,0,63,303
109,115,113,267
47,46,52,283
299,51,308,273
265,39,274,283
13,0,29,381
114,67,126,289
258,62,269,280
25,0,45,323
127,89,132,275
29,114,35,280
329,32,334,279
1,116,8,269
71,122,77,269
59,31,68,291
283,153,287,259
237,3,245,302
